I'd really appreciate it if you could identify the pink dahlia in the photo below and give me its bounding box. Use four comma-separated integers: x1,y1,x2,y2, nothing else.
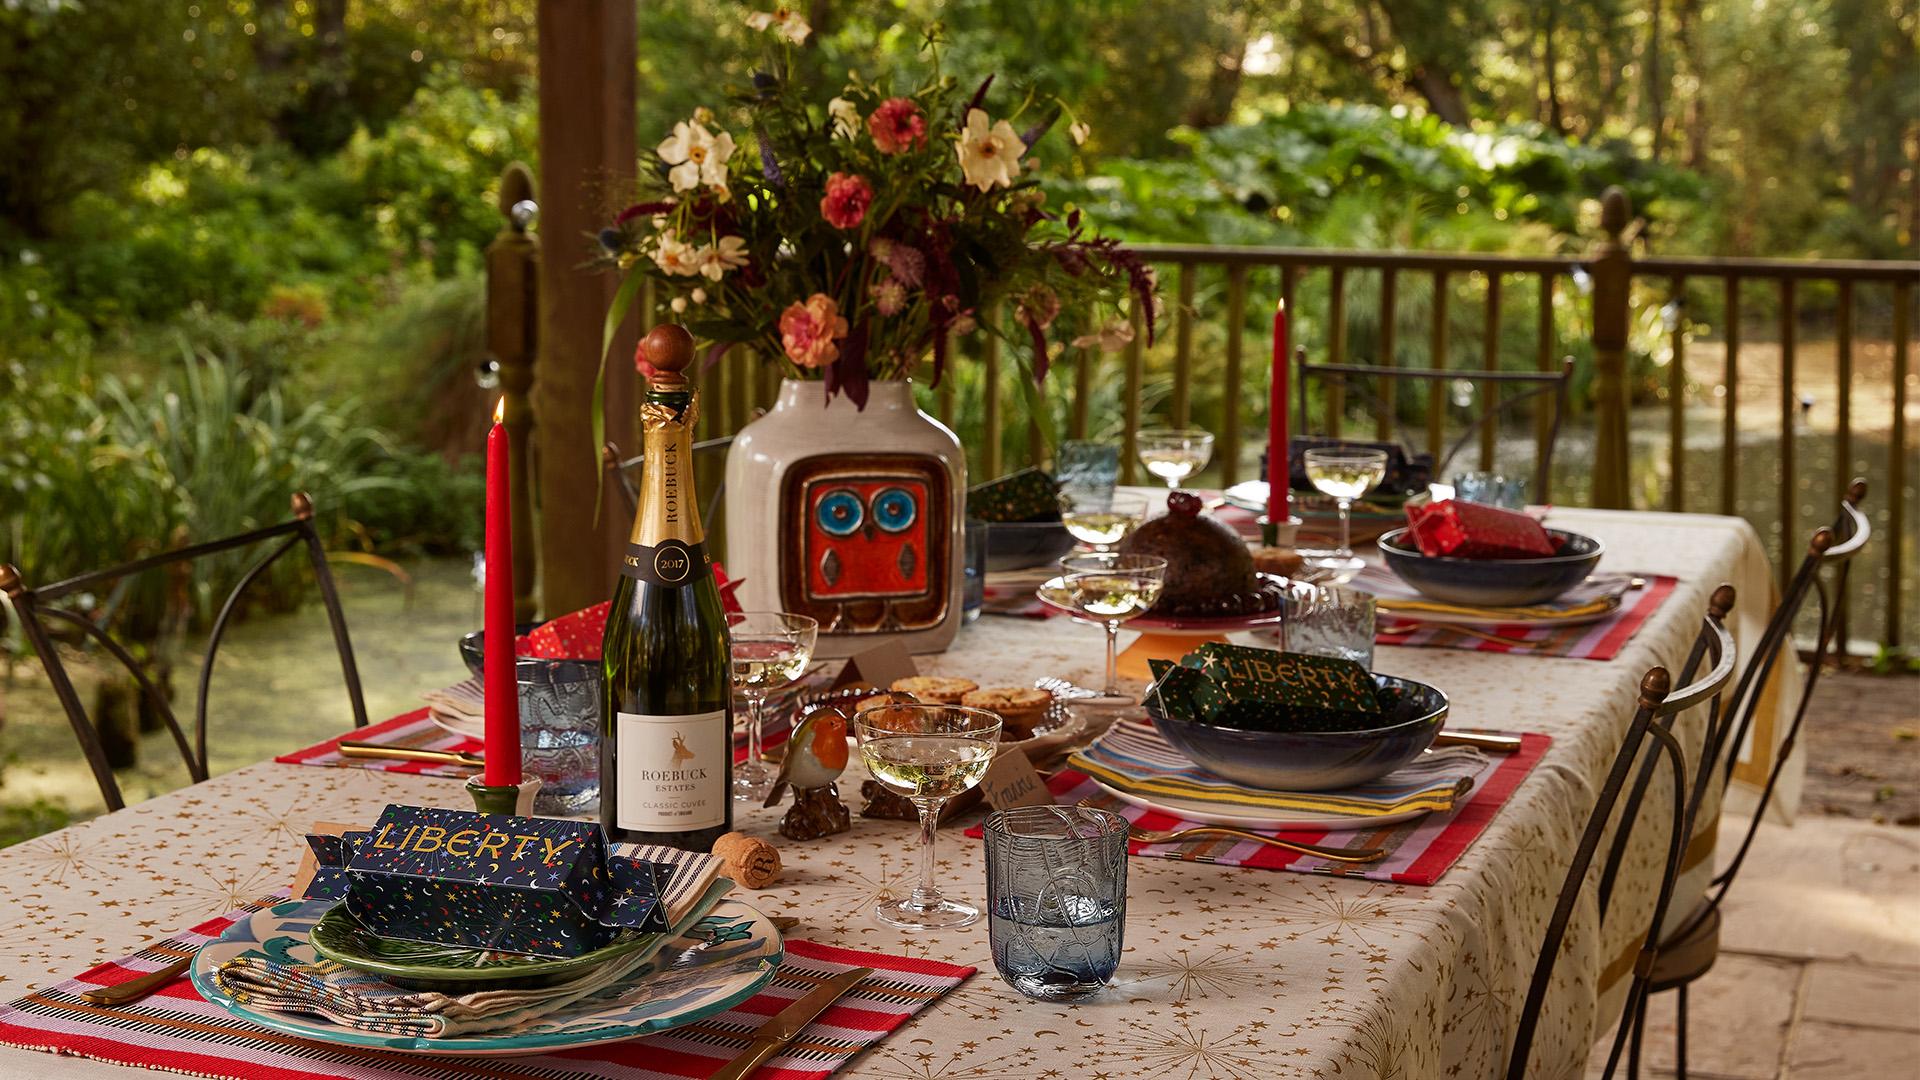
820,172,874,230
867,98,928,155
779,293,848,369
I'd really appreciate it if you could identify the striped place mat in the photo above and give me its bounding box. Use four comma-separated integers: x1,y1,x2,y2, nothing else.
0,896,973,1080
993,730,1550,885
1365,572,1679,661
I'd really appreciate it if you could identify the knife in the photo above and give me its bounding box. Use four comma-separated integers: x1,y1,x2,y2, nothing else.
1434,730,1522,754
708,966,873,1080
336,741,484,768
80,955,193,1006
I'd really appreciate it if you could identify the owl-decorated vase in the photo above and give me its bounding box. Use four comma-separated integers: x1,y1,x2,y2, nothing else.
724,378,966,657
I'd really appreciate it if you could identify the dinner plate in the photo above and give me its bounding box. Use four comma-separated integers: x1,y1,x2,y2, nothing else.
426,707,484,741
1373,597,1621,629
1088,775,1432,831
191,897,782,1057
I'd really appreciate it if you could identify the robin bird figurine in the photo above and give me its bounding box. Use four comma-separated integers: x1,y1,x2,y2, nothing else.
764,706,853,841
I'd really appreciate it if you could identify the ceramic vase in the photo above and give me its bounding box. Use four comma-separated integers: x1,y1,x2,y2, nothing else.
724,378,966,658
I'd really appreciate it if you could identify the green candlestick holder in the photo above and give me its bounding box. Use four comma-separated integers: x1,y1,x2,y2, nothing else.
1257,514,1302,548
466,774,542,816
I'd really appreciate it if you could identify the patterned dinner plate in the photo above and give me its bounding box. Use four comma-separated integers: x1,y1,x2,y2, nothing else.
191,897,782,1056
1087,775,1432,831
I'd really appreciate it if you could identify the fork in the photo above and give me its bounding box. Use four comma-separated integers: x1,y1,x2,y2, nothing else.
1124,823,1387,863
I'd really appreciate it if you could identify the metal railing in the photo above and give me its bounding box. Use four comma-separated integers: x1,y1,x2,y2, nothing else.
492,178,1919,649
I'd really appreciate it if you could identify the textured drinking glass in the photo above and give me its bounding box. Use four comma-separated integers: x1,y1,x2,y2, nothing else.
1284,585,1377,668
1056,440,1121,502
1136,428,1214,489
985,805,1128,1001
1451,471,1529,510
517,660,602,816
728,612,818,800
962,518,988,623
855,704,1002,930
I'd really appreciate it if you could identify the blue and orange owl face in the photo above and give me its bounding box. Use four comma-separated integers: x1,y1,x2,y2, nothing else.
778,453,953,633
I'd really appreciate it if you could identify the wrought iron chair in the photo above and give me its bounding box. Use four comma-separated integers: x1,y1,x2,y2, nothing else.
1635,480,1871,1079
1297,353,1576,500
0,492,368,812
1506,591,1737,1080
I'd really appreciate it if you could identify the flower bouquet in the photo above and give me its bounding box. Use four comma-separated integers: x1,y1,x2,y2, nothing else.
597,14,1157,410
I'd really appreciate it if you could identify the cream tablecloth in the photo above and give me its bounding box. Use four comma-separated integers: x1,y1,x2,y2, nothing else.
0,508,1794,1080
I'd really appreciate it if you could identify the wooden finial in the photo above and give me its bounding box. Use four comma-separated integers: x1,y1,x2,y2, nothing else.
291,492,314,520
1600,186,1632,236
1709,583,1736,620
640,324,696,386
1810,527,1835,555
0,563,22,599
1638,667,1672,708
1847,478,1868,506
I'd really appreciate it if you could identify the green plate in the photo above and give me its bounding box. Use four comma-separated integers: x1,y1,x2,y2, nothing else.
308,878,732,991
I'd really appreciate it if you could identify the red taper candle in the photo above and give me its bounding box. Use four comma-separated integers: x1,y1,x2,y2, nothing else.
483,397,522,786
1267,298,1290,524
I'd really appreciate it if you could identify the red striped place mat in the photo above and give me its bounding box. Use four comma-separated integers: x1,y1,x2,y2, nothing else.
1370,574,1678,661
0,896,973,1080
971,730,1550,885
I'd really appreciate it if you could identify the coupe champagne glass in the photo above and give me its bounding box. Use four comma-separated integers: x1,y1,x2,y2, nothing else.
1303,447,1389,575
1059,491,1149,551
1058,553,1168,697
727,611,818,800
1135,428,1214,490
854,703,1002,930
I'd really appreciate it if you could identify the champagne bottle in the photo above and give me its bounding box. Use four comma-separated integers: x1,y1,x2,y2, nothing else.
600,324,733,849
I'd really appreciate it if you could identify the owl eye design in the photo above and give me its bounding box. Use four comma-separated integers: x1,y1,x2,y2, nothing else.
816,488,864,536
869,486,917,533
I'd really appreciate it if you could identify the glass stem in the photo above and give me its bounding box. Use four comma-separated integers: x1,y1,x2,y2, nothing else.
1337,497,1353,559
911,798,944,906
744,691,765,775
1103,620,1121,696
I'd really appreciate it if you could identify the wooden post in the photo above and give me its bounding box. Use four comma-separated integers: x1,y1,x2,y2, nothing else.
1588,186,1634,508
487,163,540,623
532,0,637,616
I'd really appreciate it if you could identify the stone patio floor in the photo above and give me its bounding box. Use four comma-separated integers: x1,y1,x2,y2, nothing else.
1586,810,1920,1079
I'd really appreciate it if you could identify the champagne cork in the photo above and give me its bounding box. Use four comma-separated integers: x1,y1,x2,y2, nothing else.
639,324,695,388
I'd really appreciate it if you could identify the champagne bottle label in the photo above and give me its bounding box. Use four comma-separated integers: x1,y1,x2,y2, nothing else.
620,539,710,588
613,710,728,831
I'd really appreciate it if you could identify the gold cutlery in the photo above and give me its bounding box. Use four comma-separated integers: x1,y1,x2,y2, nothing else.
1434,730,1522,753
770,916,801,932
709,965,872,1080
81,956,192,1006
1122,823,1387,863
336,741,483,768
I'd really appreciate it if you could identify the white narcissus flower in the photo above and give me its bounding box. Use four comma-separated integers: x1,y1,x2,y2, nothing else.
653,235,701,276
745,7,810,44
1072,317,1135,352
690,287,708,303
955,108,1024,193
657,120,736,193
827,97,860,140
670,296,688,313
694,235,750,281
1069,121,1091,146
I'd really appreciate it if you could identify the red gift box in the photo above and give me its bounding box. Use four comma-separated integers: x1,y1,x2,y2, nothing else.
1405,499,1555,559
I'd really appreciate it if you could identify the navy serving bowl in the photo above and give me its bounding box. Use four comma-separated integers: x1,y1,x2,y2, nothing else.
1378,526,1603,607
1147,673,1448,791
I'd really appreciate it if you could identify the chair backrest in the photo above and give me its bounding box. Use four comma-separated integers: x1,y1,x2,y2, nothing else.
1506,597,1738,1080
1298,353,1575,500
603,437,733,528
0,493,367,812
1706,479,1870,907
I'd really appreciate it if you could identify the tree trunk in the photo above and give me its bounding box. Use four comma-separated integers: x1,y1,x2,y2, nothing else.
1186,41,1247,129
1542,4,1566,134
1645,0,1664,161
1676,0,1706,167
1409,65,1471,126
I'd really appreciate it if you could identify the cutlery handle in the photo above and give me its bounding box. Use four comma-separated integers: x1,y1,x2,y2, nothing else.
1138,828,1385,864
1434,731,1522,753
708,1039,782,1080
80,956,192,1005
337,741,477,766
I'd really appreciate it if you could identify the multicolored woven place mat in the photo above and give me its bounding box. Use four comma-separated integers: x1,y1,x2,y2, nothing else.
0,895,974,1080
1368,574,1679,661
971,730,1550,885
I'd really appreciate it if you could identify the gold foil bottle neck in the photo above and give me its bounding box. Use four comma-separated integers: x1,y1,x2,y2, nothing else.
630,387,704,547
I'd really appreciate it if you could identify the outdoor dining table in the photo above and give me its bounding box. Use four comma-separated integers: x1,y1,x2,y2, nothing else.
0,505,1795,1079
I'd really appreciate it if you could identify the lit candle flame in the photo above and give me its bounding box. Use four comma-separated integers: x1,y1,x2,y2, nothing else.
493,397,505,424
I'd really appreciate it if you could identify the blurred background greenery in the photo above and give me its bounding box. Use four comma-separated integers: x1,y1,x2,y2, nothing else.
0,0,1913,835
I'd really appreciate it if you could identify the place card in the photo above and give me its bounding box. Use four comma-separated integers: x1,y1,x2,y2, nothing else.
980,749,1053,811
834,639,919,691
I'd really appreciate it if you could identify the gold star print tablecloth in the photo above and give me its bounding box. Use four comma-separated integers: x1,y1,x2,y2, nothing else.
0,508,1798,1079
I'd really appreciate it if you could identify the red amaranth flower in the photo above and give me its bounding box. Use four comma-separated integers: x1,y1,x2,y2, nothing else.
867,98,928,154
820,172,874,230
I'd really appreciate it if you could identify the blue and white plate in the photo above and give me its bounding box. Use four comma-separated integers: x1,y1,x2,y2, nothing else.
191,898,782,1057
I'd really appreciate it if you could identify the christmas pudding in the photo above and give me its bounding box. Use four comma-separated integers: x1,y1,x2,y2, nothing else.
1119,492,1284,617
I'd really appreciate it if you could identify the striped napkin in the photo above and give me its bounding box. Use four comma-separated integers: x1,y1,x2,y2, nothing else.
0,896,973,1080
1352,566,1641,622
213,877,731,1038
1068,720,1483,818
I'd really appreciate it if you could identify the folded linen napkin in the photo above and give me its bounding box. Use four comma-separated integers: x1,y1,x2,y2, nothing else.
214,875,730,1038
1068,720,1483,817
422,677,485,721
1350,567,1639,622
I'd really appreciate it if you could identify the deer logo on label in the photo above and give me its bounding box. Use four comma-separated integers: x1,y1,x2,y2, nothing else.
670,733,696,766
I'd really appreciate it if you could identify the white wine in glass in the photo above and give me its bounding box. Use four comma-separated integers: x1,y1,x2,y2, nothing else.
1136,428,1214,490
855,704,1002,930
1059,492,1148,550
727,611,818,800
1303,447,1388,575
1057,552,1168,698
